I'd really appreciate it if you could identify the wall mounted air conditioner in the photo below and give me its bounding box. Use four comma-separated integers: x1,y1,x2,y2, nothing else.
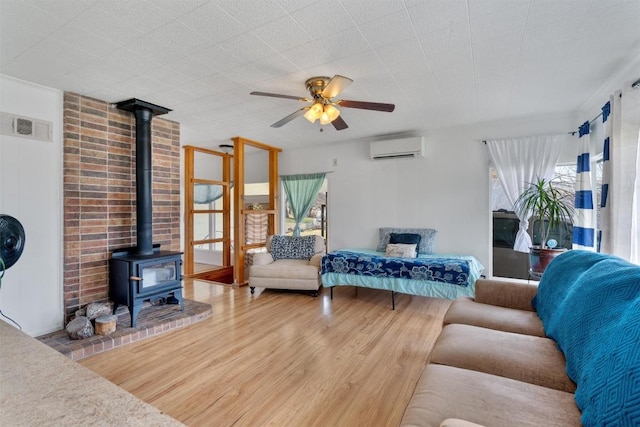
370,136,425,160
0,112,53,142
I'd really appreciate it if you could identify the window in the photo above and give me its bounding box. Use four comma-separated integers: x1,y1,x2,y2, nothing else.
491,159,603,247
283,178,327,237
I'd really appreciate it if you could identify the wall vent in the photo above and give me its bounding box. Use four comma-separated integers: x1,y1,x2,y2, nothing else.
0,112,53,142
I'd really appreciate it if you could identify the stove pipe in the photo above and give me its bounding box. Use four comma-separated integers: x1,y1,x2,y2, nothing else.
115,99,171,256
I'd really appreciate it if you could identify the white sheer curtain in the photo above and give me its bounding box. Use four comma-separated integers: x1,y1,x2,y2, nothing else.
600,81,640,264
487,135,565,252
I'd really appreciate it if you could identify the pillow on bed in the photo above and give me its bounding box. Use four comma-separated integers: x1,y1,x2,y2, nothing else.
377,228,437,254
385,243,417,258
389,233,421,252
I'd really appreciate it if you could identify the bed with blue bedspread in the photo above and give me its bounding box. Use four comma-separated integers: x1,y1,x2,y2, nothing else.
321,248,484,308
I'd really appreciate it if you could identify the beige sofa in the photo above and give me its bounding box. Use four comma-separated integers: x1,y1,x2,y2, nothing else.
401,278,581,427
249,235,324,296
401,249,640,427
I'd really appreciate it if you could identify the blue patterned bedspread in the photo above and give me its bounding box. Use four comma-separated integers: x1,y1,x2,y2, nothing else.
322,250,471,287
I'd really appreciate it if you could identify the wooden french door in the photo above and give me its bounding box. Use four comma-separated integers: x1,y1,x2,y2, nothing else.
183,145,232,278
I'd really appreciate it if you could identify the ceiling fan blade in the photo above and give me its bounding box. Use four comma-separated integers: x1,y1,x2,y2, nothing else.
270,107,308,128
338,99,395,112
322,75,353,99
250,91,310,102
331,115,348,131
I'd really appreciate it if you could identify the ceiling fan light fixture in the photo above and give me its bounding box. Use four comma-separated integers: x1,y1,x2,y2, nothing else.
303,109,317,123
318,104,341,125
324,104,340,122
319,112,331,125
304,102,323,123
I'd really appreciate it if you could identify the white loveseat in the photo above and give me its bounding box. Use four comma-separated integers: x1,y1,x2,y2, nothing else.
249,235,324,296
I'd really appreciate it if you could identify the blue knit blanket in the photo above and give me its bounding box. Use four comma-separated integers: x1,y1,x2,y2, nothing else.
533,250,640,426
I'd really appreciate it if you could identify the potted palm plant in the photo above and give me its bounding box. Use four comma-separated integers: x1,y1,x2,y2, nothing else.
513,177,575,275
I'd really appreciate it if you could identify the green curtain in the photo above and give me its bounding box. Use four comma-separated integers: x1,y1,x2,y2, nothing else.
281,172,326,236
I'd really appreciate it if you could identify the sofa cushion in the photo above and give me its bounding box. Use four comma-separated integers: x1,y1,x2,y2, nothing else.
269,235,317,260
474,279,538,312
430,324,575,392
400,365,581,427
444,298,545,337
533,250,640,426
250,259,319,280
248,275,320,291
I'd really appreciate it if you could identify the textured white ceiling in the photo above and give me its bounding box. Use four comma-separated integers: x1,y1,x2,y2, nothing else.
1,0,639,149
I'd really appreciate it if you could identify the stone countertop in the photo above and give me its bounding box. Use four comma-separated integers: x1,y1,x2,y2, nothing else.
0,321,183,426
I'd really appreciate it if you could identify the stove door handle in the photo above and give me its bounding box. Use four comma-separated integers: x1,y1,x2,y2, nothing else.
130,276,142,281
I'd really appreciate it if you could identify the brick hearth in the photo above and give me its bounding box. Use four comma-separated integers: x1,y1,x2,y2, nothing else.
38,299,211,361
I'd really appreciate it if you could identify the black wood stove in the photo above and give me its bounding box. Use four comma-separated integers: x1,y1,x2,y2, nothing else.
109,98,183,327
110,245,183,327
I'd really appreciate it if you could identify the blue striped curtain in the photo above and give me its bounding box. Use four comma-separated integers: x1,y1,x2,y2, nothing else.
599,102,612,252
573,122,596,250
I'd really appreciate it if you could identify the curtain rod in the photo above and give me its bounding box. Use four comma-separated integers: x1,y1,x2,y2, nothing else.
482,91,629,143
567,111,604,136
567,91,627,135
482,131,575,144
482,117,606,142
280,171,334,176
482,132,574,144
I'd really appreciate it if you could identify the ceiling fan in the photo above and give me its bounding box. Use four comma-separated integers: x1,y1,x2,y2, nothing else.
250,75,395,131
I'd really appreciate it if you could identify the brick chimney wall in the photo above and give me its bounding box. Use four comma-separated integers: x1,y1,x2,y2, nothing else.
63,93,180,321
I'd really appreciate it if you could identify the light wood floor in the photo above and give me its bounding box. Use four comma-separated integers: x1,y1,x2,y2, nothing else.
80,280,451,426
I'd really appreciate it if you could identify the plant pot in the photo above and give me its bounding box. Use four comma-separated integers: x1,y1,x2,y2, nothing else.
529,247,567,276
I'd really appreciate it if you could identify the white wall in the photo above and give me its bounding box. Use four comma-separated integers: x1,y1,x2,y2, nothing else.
279,112,578,276
572,52,640,160
578,52,640,123
243,149,270,184
0,75,63,336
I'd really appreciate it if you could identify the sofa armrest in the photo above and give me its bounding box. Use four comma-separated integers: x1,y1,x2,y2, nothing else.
474,279,538,312
309,253,323,268
252,253,274,266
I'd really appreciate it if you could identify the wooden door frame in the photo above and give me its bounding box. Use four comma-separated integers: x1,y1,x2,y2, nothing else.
232,136,282,285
